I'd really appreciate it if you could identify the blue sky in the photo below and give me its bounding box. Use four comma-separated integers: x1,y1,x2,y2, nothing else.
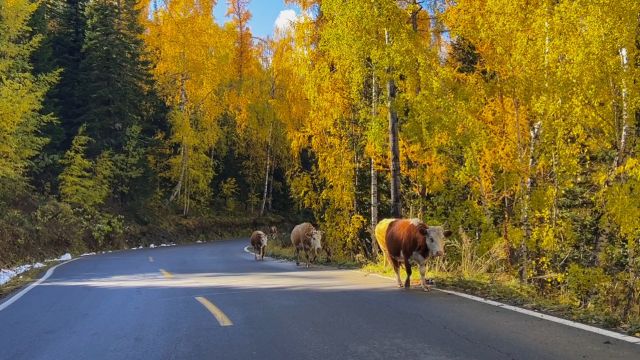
213,1,299,39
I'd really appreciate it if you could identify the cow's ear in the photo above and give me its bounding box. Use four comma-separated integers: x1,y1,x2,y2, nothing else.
419,225,429,235
443,230,452,238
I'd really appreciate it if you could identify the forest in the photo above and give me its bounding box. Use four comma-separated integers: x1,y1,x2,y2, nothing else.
0,0,639,331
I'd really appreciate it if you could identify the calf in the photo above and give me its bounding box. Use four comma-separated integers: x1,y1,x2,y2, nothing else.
250,230,268,261
384,218,451,291
290,222,324,267
268,225,279,242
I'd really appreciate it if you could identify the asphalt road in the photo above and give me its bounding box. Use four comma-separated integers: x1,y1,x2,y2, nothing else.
0,239,639,360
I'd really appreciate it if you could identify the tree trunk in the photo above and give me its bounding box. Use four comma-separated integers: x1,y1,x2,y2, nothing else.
386,29,402,218
613,47,629,170
594,47,630,264
370,69,380,256
371,158,379,255
520,119,542,283
260,120,273,216
267,162,274,212
170,76,188,206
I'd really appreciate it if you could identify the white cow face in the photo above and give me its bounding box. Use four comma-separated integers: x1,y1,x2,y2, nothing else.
424,226,451,257
310,230,323,250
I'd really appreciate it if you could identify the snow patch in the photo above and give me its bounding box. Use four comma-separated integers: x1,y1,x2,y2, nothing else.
57,253,72,261
80,252,96,257
0,269,17,286
196,240,203,244
1,262,48,286
149,244,156,248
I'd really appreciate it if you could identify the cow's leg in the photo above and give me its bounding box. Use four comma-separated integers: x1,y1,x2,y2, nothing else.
404,258,412,289
295,247,300,266
304,249,311,268
260,246,265,260
418,260,430,291
390,258,403,288
253,246,258,260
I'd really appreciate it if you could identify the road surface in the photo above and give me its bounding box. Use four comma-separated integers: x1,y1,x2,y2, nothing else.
0,239,638,359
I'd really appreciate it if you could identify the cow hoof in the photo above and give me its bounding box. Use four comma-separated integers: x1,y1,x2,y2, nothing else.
422,286,432,292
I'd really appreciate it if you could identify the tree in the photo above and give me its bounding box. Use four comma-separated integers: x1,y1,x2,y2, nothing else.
58,126,111,207
0,0,57,195
146,0,234,215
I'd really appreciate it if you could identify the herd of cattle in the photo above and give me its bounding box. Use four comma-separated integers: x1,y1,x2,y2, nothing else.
250,218,451,291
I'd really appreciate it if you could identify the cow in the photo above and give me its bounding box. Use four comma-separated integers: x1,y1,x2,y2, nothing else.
250,230,268,261
383,218,451,291
290,222,325,267
374,218,395,266
268,225,279,242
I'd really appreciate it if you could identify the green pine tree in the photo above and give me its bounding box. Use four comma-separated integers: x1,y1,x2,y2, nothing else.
58,125,111,207
29,0,88,192
75,0,164,203
0,0,57,199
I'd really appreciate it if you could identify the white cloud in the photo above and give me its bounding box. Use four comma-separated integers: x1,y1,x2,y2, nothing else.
274,9,297,32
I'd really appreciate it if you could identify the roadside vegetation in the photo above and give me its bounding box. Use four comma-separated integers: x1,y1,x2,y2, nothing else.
1,0,639,338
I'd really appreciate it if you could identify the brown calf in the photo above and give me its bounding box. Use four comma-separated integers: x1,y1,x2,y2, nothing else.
250,230,267,261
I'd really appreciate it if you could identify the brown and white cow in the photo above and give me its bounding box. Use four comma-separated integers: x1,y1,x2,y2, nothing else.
290,222,325,267
250,230,268,261
383,218,451,291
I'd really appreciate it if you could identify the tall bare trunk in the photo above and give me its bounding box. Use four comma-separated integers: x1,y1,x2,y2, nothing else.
170,76,188,210
613,48,629,170
260,120,273,216
267,161,274,211
370,69,380,256
520,119,542,283
386,29,402,218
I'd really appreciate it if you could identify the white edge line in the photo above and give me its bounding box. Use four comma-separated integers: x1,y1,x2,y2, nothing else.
0,258,79,312
242,245,640,344
363,272,640,344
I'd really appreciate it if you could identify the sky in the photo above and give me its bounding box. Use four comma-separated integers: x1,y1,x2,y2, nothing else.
213,1,299,39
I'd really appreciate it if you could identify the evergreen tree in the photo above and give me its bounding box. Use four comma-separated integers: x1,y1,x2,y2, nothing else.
78,0,148,151
75,0,161,203
58,125,112,207
29,0,87,192
0,0,57,197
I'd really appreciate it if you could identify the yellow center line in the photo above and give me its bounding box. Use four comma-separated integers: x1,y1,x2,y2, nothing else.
148,256,154,263
195,296,233,327
159,269,172,278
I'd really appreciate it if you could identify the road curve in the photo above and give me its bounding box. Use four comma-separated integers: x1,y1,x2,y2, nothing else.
0,239,638,360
